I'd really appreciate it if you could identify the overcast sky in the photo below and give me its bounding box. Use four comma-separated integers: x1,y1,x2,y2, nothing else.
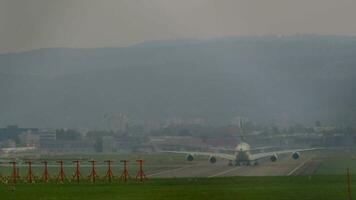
1,0,356,53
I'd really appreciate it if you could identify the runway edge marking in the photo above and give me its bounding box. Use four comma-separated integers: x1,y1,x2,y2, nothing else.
208,167,242,178
286,158,311,176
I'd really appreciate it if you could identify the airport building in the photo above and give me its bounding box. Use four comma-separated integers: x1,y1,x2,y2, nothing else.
149,136,208,151
39,131,96,154
39,139,96,154
0,125,39,142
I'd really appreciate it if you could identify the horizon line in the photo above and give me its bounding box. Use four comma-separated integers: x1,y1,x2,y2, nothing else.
1,33,356,55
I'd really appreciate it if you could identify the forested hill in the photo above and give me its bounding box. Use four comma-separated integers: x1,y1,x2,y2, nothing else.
1,36,356,128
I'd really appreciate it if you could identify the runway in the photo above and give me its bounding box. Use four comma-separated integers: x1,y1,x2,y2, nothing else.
147,153,318,178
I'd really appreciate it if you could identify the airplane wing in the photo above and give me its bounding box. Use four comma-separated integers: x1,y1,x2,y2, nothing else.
162,147,322,162
211,146,277,153
250,148,321,161
162,151,236,160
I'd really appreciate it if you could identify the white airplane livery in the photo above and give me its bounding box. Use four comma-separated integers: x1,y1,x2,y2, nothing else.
164,142,319,166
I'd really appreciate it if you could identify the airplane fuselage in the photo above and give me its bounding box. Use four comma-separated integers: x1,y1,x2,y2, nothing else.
233,142,253,165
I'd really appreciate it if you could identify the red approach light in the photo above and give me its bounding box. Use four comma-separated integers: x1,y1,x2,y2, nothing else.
25,161,34,183
72,160,81,183
88,160,98,182
104,160,114,182
9,161,18,184
135,160,146,182
120,160,130,182
57,160,66,183
41,161,50,183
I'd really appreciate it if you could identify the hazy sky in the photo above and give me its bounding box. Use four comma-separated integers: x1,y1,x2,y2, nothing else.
1,0,356,53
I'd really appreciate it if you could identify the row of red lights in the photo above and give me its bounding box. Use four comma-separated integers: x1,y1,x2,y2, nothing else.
1,160,146,184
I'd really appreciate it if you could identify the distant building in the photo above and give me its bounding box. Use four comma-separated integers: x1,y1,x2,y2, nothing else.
143,121,161,133
149,136,207,151
39,131,57,142
163,117,183,128
39,130,95,154
115,135,142,152
39,139,96,154
104,113,129,133
313,126,337,133
101,135,144,153
230,117,249,127
0,125,39,141
102,136,115,153
18,131,39,147
187,118,206,126
0,139,16,148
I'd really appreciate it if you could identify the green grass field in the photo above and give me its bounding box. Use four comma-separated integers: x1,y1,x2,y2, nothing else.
0,176,352,200
311,149,356,175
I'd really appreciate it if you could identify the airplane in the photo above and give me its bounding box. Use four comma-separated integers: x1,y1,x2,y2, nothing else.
163,141,319,166
163,120,321,166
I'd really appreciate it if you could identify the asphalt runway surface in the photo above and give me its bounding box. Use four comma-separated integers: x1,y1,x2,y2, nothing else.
147,153,318,178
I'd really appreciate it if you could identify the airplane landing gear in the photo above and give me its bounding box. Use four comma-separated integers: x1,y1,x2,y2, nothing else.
249,161,258,166
228,160,233,166
235,161,241,166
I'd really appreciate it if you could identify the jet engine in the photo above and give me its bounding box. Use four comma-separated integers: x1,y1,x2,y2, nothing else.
209,156,217,164
185,154,194,161
270,154,278,162
292,152,300,160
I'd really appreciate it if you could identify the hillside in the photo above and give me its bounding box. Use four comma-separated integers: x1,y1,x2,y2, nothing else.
1,36,356,128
